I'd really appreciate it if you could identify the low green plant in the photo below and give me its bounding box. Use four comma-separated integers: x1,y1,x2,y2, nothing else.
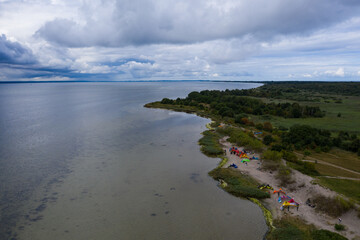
313,195,354,218
263,150,282,161
267,216,348,240
198,130,224,157
276,164,294,186
224,127,265,151
334,224,345,231
208,168,269,199
311,229,347,240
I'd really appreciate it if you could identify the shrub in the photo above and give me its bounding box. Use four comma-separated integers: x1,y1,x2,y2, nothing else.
263,135,274,145
313,195,353,218
263,150,282,161
234,113,248,124
226,127,264,152
262,161,280,172
256,123,264,130
334,224,345,231
276,165,294,186
263,121,273,132
281,150,298,162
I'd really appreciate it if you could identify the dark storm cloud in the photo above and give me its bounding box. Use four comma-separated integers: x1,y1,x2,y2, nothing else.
0,34,37,64
36,0,360,48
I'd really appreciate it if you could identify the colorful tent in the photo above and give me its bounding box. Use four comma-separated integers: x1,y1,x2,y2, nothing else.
258,184,273,190
229,163,238,168
240,153,248,158
241,158,250,163
273,188,286,195
278,195,291,203
280,200,299,210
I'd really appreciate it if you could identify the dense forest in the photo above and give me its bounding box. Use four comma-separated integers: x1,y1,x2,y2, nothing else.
161,90,324,118
272,125,360,155
260,81,360,96
229,81,360,102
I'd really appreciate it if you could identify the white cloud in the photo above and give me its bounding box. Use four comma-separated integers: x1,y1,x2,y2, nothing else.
1,0,360,81
325,67,345,77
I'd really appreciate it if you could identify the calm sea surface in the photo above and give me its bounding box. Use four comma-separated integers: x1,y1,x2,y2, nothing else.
0,82,267,240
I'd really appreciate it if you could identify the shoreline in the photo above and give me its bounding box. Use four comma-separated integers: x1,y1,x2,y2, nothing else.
146,101,360,239
218,135,360,240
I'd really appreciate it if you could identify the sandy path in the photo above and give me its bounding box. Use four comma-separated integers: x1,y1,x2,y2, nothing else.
220,137,360,239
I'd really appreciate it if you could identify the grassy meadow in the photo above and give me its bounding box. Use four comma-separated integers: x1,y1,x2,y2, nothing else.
252,95,360,134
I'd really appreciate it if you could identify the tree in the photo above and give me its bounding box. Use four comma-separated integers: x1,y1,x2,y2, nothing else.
263,122,273,131
263,135,274,145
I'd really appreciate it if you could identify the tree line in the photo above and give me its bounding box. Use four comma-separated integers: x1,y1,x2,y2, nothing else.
161,90,324,118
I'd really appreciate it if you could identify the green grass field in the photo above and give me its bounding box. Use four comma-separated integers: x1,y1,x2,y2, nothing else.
315,177,360,203
251,96,360,134
314,163,360,179
298,149,360,173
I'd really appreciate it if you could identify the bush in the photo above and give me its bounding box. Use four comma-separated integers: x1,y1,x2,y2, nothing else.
334,224,345,231
281,150,298,162
276,165,294,186
263,135,274,145
262,161,280,172
256,123,264,130
226,127,264,151
313,195,353,218
263,150,282,161
263,121,273,131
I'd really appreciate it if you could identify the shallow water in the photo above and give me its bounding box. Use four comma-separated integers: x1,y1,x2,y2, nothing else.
0,82,267,240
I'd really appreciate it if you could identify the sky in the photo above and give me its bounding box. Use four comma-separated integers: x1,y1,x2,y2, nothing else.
1,0,360,82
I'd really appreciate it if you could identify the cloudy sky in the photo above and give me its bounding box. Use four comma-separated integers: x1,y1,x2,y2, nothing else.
1,0,360,82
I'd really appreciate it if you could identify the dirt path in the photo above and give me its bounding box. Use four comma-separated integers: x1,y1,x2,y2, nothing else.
220,138,360,240
321,176,360,181
302,159,360,177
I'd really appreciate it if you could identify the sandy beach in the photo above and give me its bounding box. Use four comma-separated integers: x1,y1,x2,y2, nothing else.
219,137,360,240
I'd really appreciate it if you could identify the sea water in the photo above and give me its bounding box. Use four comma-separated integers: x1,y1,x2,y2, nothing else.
0,82,267,240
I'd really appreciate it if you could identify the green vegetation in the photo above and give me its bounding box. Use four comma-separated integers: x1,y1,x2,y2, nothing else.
198,130,224,157
306,149,360,173
209,168,270,199
315,178,360,203
312,195,354,218
217,126,265,151
160,89,324,119
334,224,345,231
314,163,360,179
256,81,360,97
267,216,347,240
